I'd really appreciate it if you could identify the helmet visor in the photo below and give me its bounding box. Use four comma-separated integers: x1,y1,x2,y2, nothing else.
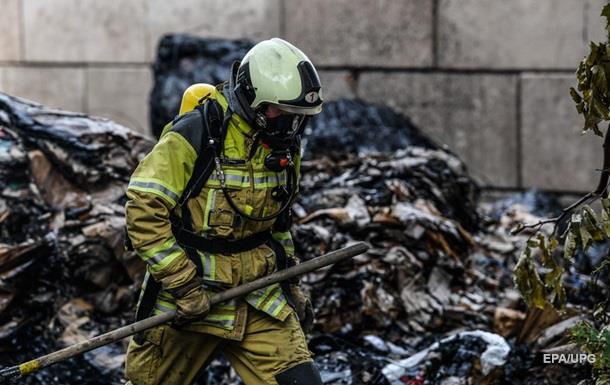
274,103,322,116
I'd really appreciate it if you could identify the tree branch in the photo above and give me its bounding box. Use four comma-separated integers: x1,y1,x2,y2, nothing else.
512,126,610,236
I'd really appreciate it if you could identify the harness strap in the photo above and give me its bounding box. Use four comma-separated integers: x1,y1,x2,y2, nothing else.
177,101,225,207
267,237,296,310
134,277,161,332
173,225,273,254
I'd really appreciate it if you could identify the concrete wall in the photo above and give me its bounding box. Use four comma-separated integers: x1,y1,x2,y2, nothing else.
0,0,607,191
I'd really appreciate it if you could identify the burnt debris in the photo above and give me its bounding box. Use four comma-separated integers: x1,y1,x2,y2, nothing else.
150,35,252,138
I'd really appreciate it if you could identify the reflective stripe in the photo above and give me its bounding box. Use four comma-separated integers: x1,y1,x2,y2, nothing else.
272,231,292,241
245,284,289,319
203,314,235,328
215,304,237,311
200,252,216,281
139,238,183,272
206,314,235,321
155,302,176,313
208,171,250,188
211,254,217,280
203,253,212,279
139,238,174,261
253,173,287,187
226,174,248,183
252,286,276,308
270,297,287,317
206,170,287,189
263,288,284,313
273,232,295,254
153,302,235,328
128,178,179,205
158,290,173,301
148,242,181,266
139,271,150,292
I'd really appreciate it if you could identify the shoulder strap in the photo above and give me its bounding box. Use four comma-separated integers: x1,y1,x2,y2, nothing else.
172,99,227,278
134,100,229,322
176,99,227,206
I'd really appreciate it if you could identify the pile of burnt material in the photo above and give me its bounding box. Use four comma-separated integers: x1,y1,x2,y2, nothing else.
0,93,152,385
150,35,252,137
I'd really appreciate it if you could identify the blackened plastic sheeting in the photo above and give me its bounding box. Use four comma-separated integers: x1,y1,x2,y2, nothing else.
150,34,253,137
0,92,153,189
304,99,438,158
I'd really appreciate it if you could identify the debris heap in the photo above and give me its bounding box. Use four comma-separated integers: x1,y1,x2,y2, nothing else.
0,93,152,384
150,35,252,137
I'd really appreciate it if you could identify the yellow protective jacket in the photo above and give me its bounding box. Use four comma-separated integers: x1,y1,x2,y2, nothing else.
125,84,299,340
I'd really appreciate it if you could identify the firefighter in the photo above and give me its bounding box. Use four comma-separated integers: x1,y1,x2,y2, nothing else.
124,38,324,385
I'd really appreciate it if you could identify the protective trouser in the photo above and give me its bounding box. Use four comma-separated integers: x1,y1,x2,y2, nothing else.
124,307,323,385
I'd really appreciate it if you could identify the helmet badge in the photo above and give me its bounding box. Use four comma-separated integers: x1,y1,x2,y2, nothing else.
305,91,319,103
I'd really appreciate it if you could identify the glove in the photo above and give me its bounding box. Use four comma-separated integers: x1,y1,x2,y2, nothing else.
290,284,314,332
168,276,210,325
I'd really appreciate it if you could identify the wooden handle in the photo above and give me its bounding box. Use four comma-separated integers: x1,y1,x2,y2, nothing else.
0,242,369,382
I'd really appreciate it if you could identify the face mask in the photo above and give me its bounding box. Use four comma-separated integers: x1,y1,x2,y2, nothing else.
267,114,302,135
256,113,307,149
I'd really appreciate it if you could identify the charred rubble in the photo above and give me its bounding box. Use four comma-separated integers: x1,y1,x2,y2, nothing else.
150,35,252,138
0,92,152,385
0,35,605,385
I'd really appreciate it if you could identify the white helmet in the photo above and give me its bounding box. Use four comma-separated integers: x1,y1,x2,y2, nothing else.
225,38,323,128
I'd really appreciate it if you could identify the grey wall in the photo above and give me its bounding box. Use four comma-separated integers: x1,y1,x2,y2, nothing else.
0,0,607,191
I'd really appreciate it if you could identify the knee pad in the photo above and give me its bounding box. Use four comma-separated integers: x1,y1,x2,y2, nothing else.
275,362,323,385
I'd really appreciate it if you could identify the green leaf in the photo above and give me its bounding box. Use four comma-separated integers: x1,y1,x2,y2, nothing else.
572,211,594,250
580,225,594,251
527,239,539,248
545,264,566,309
570,87,583,104
586,42,600,67
582,205,605,241
594,64,609,94
537,233,553,267
513,246,546,309
572,39,610,135
549,237,559,253
563,225,578,261
592,94,610,120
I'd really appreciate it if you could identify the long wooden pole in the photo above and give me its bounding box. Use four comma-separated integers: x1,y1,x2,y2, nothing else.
0,242,369,383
